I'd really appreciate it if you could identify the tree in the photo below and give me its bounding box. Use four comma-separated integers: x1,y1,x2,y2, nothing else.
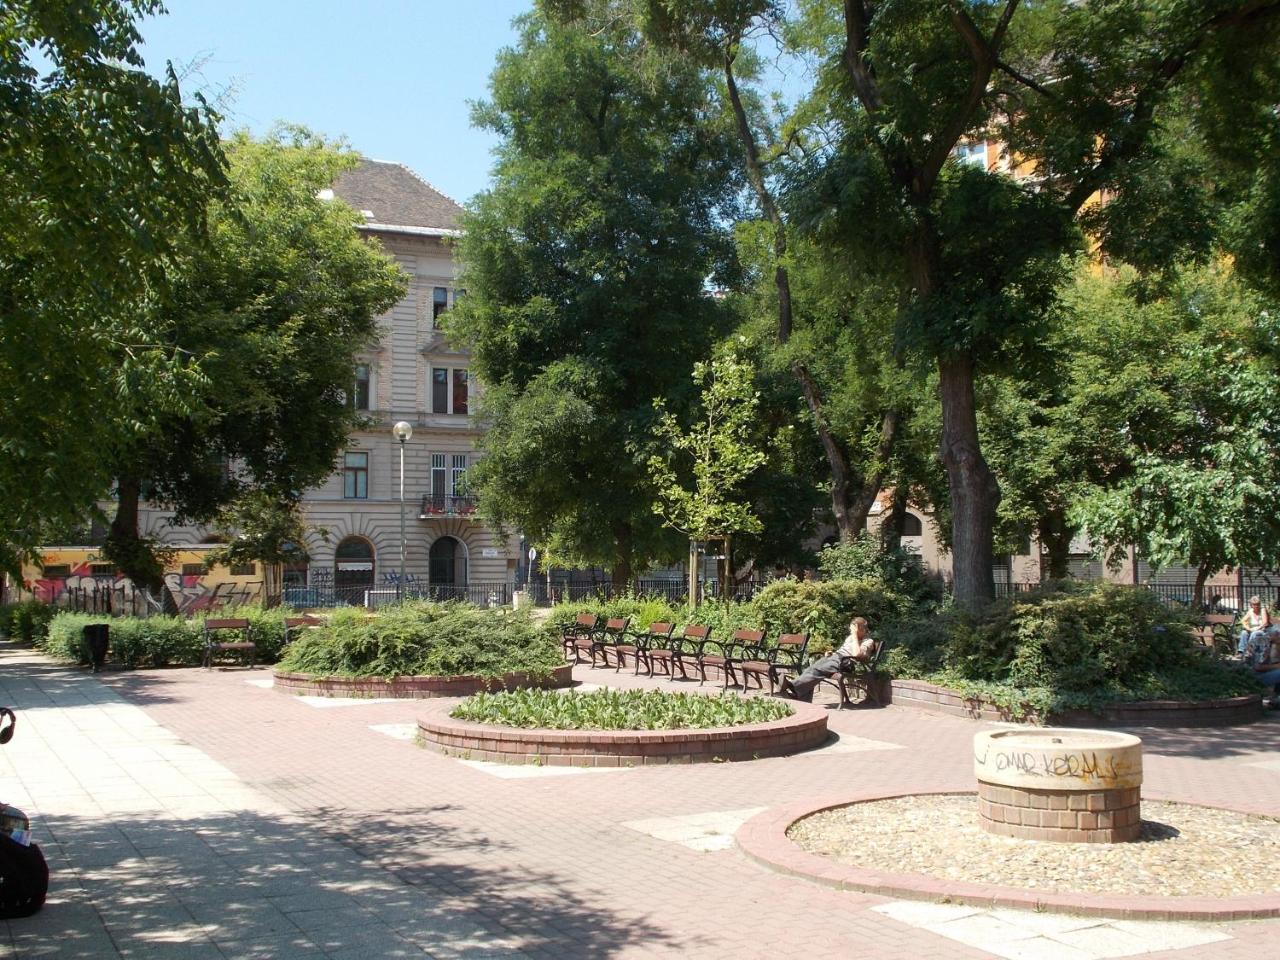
551,0,1280,609
205,493,319,607
646,350,766,598
1069,266,1280,606
101,129,406,593
451,12,742,587
0,0,225,575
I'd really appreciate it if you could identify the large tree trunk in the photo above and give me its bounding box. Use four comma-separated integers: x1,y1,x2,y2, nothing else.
610,523,633,594
1039,506,1073,581
104,474,165,597
1193,561,1212,611
938,355,1000,609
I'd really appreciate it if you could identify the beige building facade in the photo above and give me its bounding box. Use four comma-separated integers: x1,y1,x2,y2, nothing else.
130,159,519,605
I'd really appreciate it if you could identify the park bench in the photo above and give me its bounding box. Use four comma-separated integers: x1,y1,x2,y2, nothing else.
283,615,323,647
562,613,601,665
647,624,710,681
728,632,809,695
631,622,675,676
592,617,632,669
818,639,886,709
202,618,255,669
717,629,766,689
1190,613,1236,655
607,618,656,673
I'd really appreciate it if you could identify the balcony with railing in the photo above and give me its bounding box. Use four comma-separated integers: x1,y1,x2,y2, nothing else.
418,494,478,519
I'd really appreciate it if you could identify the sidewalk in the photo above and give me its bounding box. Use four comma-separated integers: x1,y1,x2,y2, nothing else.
0,643,1276,959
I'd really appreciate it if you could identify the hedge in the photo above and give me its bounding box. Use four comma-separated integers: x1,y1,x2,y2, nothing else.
0,600,56,645
42,607,291,668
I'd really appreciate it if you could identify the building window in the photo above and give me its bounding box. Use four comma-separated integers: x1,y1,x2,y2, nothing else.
900,513,923,537
430,367,470,415
431,368,449,414
41,564,71,579
452,369,468,415
431,453,447,499
89,563,117,578
230,563,256,577
343,451,369,499
953,141,987,168
433,286,448,321
181,563,205,577
451,454,467,495
352,364,371,411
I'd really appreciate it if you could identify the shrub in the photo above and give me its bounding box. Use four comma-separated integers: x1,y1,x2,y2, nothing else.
881,582,1261,718
3,600,56,644
750,578,907,654
277,603,563,679
451,688,792,730
545,594,682,634
818,535,943,607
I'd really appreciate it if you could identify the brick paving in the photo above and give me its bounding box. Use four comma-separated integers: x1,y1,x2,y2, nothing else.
0,643,1277,959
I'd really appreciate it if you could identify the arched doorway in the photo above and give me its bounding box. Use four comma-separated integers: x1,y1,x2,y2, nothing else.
334,536,375,604
429,536,467,589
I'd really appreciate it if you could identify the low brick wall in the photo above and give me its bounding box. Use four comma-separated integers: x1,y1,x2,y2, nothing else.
273,663,574,699
889,679,1262,727
416,698,829,766
978,782,1141,843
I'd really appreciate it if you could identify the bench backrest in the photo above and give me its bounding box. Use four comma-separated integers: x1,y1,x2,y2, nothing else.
604,617,630,632
1204,614,1236,627
732,628,765,645
574,613,600,628
204,618,249,631
284,616,323,629
646,622,674,637
682,625,711,640
777,633,809,649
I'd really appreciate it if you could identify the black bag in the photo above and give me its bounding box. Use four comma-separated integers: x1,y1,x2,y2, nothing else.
0,833,47,918
838,655,860,673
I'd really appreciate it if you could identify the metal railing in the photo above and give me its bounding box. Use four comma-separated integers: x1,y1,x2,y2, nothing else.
417,494,478,518
519,578,774,606
286,581,511,609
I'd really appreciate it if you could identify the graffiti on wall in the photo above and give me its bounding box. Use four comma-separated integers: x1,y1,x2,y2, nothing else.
25,552,264,614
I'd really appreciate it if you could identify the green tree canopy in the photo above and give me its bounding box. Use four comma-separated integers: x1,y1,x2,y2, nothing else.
102,129,406,591
451,12,743,586
0,0,225,574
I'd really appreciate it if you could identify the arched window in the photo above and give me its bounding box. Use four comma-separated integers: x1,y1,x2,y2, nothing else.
429,536,467,587
900,513,923,537
334,537,375,601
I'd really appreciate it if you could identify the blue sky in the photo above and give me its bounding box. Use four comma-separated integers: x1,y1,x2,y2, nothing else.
138,1,534,206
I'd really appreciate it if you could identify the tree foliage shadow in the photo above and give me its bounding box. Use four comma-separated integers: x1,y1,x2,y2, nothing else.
8,803,688,959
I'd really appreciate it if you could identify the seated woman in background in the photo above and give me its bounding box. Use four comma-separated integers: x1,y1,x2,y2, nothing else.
1239,596,1271,656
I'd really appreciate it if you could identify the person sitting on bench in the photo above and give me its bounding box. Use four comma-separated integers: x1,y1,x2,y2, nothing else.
781,616,875,703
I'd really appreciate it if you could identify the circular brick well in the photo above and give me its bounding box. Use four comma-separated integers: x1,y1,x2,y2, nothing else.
417,697,829,766
973,728,1143,843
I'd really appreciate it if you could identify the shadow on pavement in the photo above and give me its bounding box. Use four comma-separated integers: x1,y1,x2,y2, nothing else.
8,802,686,959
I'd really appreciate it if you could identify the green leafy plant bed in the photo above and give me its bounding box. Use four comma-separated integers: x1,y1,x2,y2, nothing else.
418,693,827,767
450,688,793,730
42,608,290,668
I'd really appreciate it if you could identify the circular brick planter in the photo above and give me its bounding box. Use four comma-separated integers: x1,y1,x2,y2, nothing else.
416,697,829,766
890,679,1263,727
974,729,1143,843
737,790,1280,920
273,663,573,698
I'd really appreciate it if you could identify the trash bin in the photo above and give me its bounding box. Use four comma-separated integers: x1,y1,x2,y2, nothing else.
81,623,109,673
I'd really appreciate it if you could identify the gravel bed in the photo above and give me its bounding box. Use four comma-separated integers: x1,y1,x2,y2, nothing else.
788,794,1280,897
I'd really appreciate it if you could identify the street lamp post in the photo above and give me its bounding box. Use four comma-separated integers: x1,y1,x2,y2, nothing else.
392,421,413,601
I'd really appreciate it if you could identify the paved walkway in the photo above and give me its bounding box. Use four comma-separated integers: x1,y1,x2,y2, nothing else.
0,643,1276,959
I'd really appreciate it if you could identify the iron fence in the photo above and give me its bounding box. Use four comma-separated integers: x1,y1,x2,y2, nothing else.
520,578,774,606
286,581,512,609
